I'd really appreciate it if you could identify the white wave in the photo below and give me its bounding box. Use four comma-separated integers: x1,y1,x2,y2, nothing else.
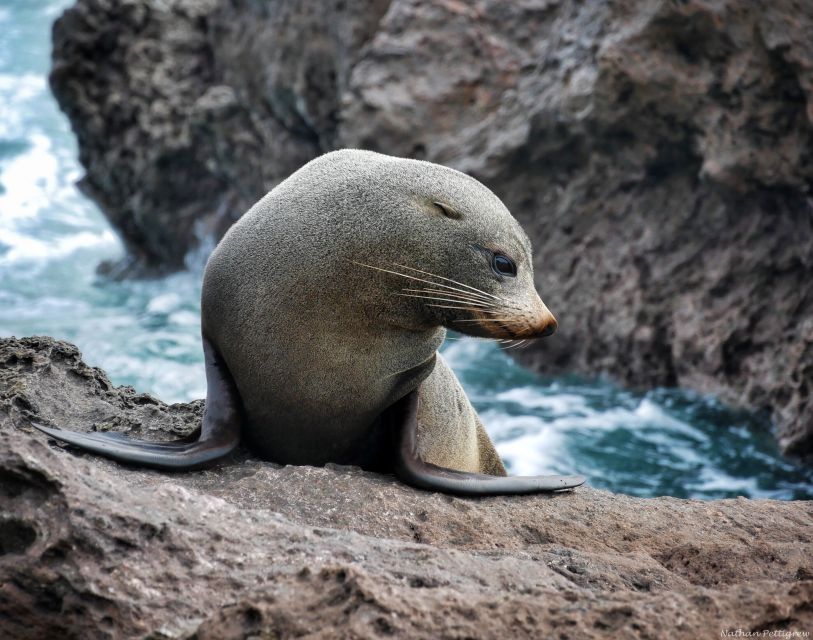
491,414,565,475
169,310,201,327
0,226,117,265
0,73,48,137
0,72,45,97
147,292,183,315
477,384,717,481
89,348,207,404
0,133,58,221
636,398,710,443
440,336,489,368
686,467,761,496
495,386,591,415
632,429,705,466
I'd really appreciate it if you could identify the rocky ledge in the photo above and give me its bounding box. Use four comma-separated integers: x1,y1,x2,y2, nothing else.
49,0,813,460
0,336,811,638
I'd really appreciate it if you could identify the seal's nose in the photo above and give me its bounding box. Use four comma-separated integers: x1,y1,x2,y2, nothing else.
531,297,558,338
536,313,557,337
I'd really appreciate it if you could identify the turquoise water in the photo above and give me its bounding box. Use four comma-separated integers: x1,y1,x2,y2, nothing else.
1,1,811,499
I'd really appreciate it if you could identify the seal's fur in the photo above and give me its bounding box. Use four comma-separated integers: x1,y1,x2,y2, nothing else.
203,150,551,471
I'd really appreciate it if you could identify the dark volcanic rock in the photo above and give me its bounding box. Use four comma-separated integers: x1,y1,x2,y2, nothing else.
50,1,813,454
1,336,812,638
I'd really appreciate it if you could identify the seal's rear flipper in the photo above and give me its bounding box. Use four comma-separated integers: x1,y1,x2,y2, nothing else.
385,389,586,496
31,336,241,471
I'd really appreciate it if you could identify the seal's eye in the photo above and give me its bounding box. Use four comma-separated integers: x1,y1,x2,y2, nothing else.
433,202,461,220
492,254,517,277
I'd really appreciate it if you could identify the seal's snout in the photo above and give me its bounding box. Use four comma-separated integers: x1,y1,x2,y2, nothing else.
528,297,557,338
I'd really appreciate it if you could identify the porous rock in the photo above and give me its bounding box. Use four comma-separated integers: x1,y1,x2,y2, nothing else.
0,336,811,638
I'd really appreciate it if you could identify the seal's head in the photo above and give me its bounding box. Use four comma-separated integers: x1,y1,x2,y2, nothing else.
320,150,557,341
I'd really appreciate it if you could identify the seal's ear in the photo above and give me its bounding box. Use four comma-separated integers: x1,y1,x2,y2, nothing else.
432,202,462,220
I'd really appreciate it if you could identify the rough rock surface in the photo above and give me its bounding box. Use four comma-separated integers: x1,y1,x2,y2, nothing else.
50,1,813,454
1,336,812,638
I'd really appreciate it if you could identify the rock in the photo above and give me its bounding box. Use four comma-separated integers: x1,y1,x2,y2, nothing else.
0,336,811,638
50,1,813,454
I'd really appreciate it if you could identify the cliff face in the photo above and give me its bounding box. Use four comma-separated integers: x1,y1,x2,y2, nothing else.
50,0,813,455
1,337,812,638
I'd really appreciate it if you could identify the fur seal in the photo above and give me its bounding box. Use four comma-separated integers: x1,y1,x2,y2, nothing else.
34,150,585,495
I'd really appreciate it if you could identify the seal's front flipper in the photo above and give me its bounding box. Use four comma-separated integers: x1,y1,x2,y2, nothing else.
29,423,235,469
385,389,586,496
31,336,241,471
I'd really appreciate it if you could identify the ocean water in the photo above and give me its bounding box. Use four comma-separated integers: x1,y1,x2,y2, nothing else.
1,1,811,500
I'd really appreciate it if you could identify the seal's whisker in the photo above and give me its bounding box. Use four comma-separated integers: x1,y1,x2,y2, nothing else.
426,305,512,315
453,318,520,323
401,294,499,310
402,288,500,307
395,293,492,308
388,262,507,303
352,261,495,302
425,304,510,314
501,340,528,350
412,290,518,312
